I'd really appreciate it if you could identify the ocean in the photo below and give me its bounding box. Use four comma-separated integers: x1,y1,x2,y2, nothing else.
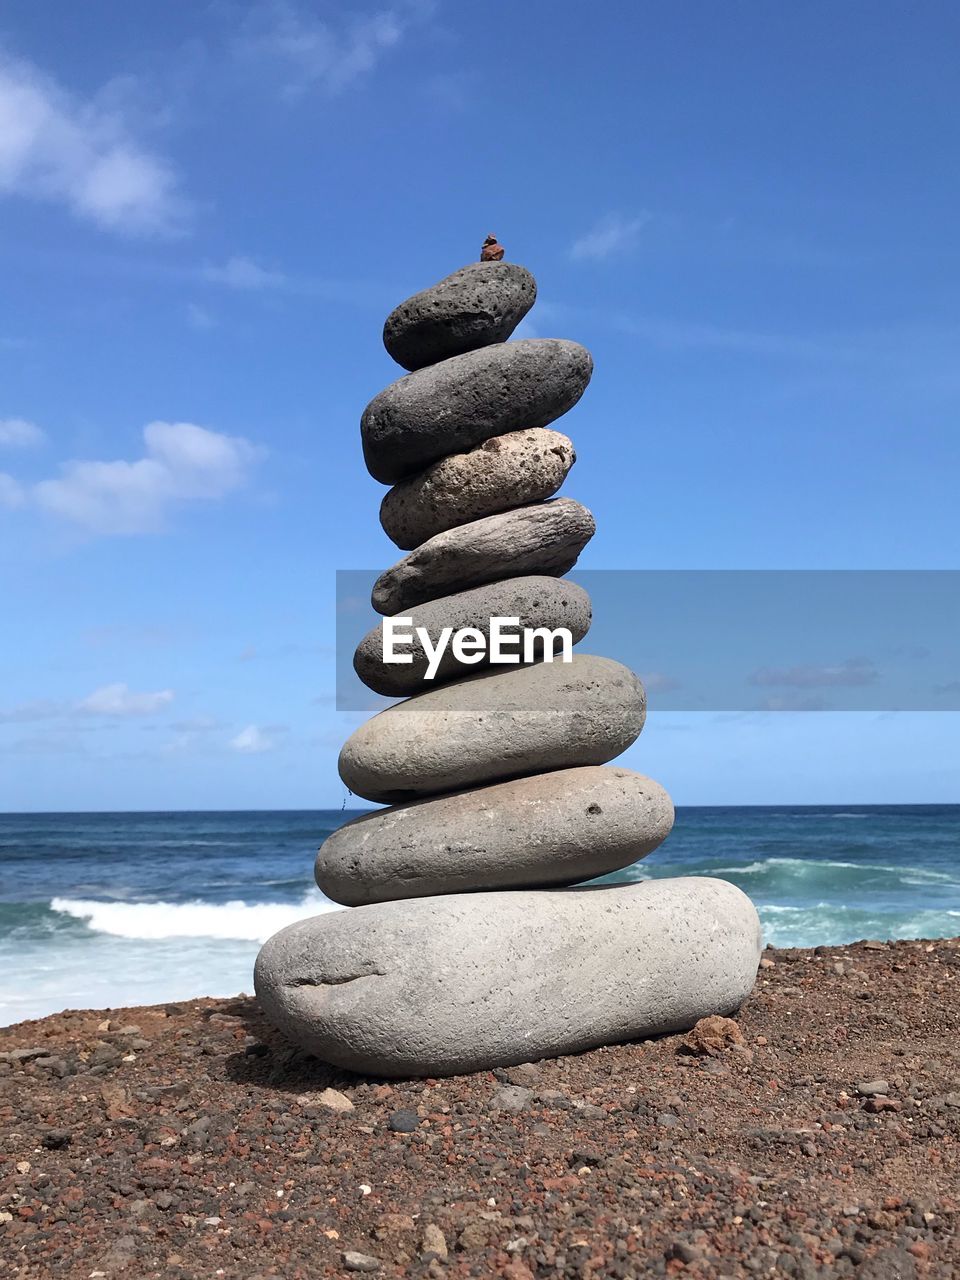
1,805,958,1026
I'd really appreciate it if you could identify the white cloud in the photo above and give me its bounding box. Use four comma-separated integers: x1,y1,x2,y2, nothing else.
0,472,24,508
27,420,262,535
77,683,174,716
0,50,185,236
0,417,45,447
230,724,274,753
570,213,651,262
202,255,286,290
235,1,410,98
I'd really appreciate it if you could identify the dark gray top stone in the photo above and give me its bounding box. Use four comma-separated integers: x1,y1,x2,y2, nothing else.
382,262,536,371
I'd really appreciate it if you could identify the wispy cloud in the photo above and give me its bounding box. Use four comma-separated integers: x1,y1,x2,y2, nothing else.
3,421,265,535
238,641,334,664
0,417,45,447
76,683,174,716
0,472,24,508
0,732,88,757
1,684,174,723
186,303,216,331
754,694,833,711
641,672,682,694
609,312,843,358
0,697,62,725
202,255,286,290
0,49,186,236
170,716,221,733
234,1,419,100
230,724,279,753
570,213,651,262
749,657,880,689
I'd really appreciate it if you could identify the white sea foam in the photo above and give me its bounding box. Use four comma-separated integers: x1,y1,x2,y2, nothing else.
49,889,340,943
757,903,830,914
807,813,873,819
712,857,863,874
713,857,959,884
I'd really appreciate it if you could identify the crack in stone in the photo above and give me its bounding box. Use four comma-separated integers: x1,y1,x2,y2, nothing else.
286,967,386,988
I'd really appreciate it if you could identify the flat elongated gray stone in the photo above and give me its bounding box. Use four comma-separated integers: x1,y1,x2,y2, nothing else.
354,576,591,696
338,654,645,803
253,878,763,1077
383,262,537,371
316,765,673,905
371,498,595,615
361,339,593,484
379,428,576,549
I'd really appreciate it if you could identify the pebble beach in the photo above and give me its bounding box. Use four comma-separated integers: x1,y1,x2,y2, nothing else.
2,937,958,1279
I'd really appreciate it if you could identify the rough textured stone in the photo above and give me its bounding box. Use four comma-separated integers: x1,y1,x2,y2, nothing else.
253,878,763,1078
379,427,576,549
361,339,593,484
338,654,646,803
316,1086,354,1112
316,765,673,905
354,575,592,696
371,498,595,615
679,1016,745,1057
382,262,536,371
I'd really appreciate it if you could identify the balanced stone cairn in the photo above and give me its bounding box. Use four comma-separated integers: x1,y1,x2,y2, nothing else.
255,246,762,1078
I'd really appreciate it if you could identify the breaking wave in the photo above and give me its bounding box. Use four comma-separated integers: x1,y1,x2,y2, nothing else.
49,889,340,943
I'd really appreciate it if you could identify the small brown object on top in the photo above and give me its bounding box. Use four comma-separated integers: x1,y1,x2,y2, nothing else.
480,234,505,262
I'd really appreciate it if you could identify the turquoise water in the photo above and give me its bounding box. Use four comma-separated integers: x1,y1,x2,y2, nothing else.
1,805,957,1024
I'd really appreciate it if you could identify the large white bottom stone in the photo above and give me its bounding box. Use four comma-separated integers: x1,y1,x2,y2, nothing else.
253,878,762,1078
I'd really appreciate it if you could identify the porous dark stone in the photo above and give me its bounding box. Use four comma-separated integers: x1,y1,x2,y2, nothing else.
315,765,673,905
382,262,536,371
337,653,646,803
371,498,595,615
361,339,593,484
379,427,576,550
354,575,591,696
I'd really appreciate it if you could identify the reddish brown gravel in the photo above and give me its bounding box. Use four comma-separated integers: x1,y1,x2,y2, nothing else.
2,938,959,1279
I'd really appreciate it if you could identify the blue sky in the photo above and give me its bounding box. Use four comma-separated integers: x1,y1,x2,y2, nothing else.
0,1,957,810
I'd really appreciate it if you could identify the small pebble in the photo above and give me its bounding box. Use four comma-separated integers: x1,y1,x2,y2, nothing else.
343,1251,382,1273
856,1080,890,1097
387,1109,419,1133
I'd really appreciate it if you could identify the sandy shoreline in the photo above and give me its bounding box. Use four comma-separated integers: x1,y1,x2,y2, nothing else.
2,937,958,1278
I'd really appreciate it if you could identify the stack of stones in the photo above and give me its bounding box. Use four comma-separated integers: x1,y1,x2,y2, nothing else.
255,250,762,1079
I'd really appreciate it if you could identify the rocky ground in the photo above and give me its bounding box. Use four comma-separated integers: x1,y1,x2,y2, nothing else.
1,939,959,1280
